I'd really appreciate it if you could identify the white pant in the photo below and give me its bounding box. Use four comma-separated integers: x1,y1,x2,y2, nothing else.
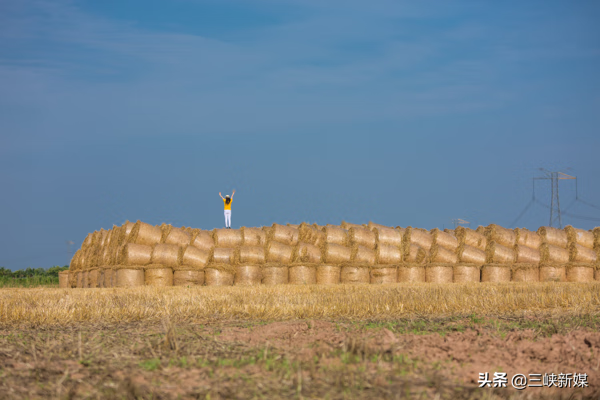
224,210,231,227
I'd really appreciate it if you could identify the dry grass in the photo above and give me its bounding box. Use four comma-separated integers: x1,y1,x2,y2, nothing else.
1,282,599,327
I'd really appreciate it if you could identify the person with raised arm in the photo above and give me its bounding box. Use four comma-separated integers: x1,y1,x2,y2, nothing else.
219,190,235,229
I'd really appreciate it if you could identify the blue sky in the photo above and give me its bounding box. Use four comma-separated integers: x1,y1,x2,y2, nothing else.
1,0,599,270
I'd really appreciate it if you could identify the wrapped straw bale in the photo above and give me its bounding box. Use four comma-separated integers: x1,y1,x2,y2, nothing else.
130,221,163,246
299,224,326,246
213,247,238,265
429,244,458,264
426,264,453,283
370,266,398,284
266,241,295,263
486,241,515,264
165,228,192,247
181,245,211,269
566,264,594,282
82,232,95,250
118,243,152,266
340,266,370,284
455,226,487,251
565,225,595,249
70,249,82,270
269,223,299,246
341,221,365,230
397,265,425,283
103,268,115,288
368,221,389,231
515,228,541,249
485,224,516,247
323,226,349,246
76,271,84,288
377,244,402,264
323,243,352,264
348,227,376,250
404,227,433,251
190,230,215,251
262,264,289,285
289,265,316,285
511,265,540,282
145,266,173,286
481,264,511,282
316,265,341,285
116,268,145,287
404,244,427,264
569,243,597,263
122,220,135,240
213,228,243,248
173,270,204,286
352,245,376,265
59,271,70,288
374,227,402,247
151,244,181,267
431,228,459,252
295,242,322,263
539,265,566,282
88,269,100,288
158,223,172,243
514,245,541,264
235,266,263,286
458,244,486,265
540,243,570,264
453,265,480,283
204,268,234,286
69,270,78,288
239,246,266,264
537,226,568,248
241,227,267,246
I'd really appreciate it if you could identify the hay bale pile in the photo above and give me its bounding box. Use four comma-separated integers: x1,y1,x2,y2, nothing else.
68,221,599,287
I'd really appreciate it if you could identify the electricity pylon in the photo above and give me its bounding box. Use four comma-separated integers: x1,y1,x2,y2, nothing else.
534,169,576,228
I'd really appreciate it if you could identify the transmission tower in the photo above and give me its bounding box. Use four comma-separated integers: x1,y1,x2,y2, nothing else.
452,218,470,229
534,169,576,228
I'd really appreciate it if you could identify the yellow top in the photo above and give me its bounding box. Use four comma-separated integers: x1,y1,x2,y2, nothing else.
223,198,232,210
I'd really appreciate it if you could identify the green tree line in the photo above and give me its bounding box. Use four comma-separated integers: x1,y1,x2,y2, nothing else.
0,266,69,287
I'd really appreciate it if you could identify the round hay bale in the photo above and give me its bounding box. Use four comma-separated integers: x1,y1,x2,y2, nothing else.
165,228,192,247
68,270,78,288
514,245,541,264
352,245,376,265
377,244,402,265
235,265,263,286
82,232,95,249
539,265,566,282
426,265,453,283
241,227,267,246
151,244,181,267
405,227,433,251
348,227,376,250
266,241,295,263
431,228,458,252
287,223,300,229
515,228,541,249
323,243,352,264
367,221,389,231
485,224,516,247
190,230,215,251
76,271,84,288
341,221,365,230
511,265,540,282
453,265,480,283
566,264,594,282
118,243,152,266
374,227,402,247
458,244,486,265
569,243,597,263
131,221,162,246
269,223,299,246
181,245,211,269
239,246,266,264
537,226,568,248
70,249,82,270
213,228,243,248
204,268,234,286
429,244,458,264
481,264,511,282
116,268,145,287
88,269,100,288
145,267,173,287
299,224,326,246
340,266,370,284
289,265,316,285
404,244,426,264
397,265,425,283
173,270,204,286
565,225,595,249
323,226,349,246
158,223,172,243
295,242,322,263
540,244,570,264
59,271,70,288
213,247,238,264
316,265,341,285
486,241,515,264
103,268,116,288
455,226,487,250
370,267,398,284
122,221,135,240
262,265,289,285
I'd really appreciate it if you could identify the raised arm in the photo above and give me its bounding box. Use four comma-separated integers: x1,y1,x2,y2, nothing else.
219,192,224,199
231,189,236,198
